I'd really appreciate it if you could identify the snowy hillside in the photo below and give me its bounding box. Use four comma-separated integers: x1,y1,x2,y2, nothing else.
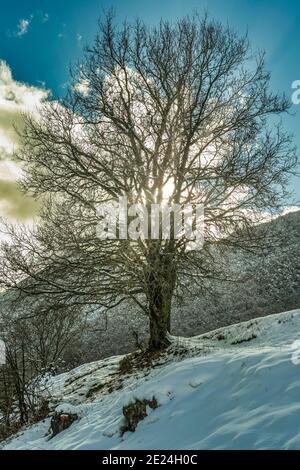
2,309,300,450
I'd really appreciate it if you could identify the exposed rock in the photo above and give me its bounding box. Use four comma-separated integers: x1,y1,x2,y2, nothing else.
50,411,78,437
121,397,158,435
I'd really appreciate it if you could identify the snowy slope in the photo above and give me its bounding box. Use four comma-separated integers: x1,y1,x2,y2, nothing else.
2,308,300,450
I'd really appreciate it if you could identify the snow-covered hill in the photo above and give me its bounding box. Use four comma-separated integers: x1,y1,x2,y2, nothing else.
2,308,300,450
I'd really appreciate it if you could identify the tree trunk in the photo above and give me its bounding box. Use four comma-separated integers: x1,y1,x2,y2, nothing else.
147,253,175,350
148,295,171,350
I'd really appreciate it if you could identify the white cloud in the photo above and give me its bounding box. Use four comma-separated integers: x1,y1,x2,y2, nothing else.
74,78,89,96
0,160,22,180
0,60,47,113
13,11,49,38
16,17,31,37
0,60,48,219
41,12,49,23
0,60,48,157
0,131,14,155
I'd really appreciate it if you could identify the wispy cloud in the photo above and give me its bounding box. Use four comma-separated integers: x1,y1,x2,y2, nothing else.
13,11,49,38
16,17,31,37
58,23,67,40
40,12,49,23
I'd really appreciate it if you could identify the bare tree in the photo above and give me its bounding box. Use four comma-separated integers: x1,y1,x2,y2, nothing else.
0,299,83,432
0,13,297,349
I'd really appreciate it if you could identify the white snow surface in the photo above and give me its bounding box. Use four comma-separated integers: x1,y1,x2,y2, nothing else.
2,308,300,450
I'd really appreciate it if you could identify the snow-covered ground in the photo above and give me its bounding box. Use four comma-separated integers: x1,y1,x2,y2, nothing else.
2,308,300,450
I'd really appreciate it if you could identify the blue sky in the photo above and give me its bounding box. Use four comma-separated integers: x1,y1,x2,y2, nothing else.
0,0,299,201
